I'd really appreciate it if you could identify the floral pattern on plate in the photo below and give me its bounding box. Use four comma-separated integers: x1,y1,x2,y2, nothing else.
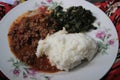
96,28,115,54
8,57,52,80
35,0,62,10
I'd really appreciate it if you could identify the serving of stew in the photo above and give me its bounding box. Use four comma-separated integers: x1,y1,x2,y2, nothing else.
8,10,60,73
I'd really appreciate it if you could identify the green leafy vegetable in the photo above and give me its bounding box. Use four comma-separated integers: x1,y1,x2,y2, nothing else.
50,6,97,33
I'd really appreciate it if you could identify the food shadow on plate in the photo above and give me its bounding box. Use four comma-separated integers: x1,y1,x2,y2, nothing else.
69,52,98,72
69,59,89,72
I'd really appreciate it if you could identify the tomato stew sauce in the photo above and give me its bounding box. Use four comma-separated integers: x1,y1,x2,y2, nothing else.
8,10,60,73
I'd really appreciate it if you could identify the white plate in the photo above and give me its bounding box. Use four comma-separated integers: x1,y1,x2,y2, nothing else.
0,0,118,80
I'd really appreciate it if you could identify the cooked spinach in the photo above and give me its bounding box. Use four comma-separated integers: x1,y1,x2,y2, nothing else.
50,6,97,33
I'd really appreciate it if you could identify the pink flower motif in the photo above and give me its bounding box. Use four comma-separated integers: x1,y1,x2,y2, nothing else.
108,39,114,45
13,69,20,76
96,31,106,39
46,0,52,3
13,1,20,6
107,34,112,37
23,75,27,78
41,1,46,5
38,6,47,13
27,68,37,76
107,34,112,38
23,73,28,78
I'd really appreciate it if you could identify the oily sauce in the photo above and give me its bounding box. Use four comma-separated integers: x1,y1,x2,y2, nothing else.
8,10,60,73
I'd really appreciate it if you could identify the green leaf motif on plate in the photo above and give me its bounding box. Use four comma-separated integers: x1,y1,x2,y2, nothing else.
8,58,51,80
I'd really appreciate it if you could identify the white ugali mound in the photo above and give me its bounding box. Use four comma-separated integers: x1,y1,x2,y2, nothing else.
35,29,98,71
